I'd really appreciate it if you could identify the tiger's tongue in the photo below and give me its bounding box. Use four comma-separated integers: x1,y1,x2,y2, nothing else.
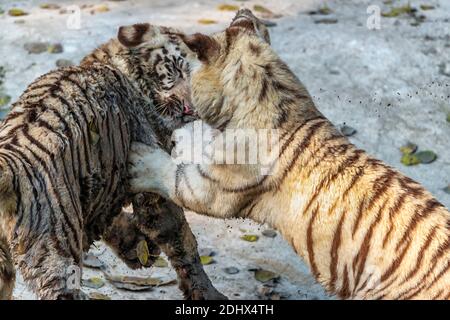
183,102,193,115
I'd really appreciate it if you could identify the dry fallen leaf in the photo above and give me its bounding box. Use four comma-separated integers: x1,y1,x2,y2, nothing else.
89,292,111,300
89,121,100,145
106,274,176,287
153,256,168,268
198,19,217,25
82,277,105,289
95,4,110,13
400,142,418,155
401,153,420,166
136,239,149,266
40,3,61,10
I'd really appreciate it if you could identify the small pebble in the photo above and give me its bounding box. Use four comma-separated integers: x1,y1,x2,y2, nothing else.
199,248,215,257
56,59,74,67
262,229,277,238
261,19,277,27
224,267,240,275
24,42,49,54
439,62,450,77
339,124,357,137
314,18,338,24
48,43,63,54
443,185,450,194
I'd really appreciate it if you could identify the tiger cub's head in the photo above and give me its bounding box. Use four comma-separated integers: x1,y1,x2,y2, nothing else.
173,9,315,130
87,24,198,130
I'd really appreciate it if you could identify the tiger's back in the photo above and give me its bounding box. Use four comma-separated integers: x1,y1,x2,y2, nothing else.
0,63,157,298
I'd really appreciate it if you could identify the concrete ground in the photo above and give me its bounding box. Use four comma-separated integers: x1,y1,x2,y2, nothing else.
0,0,448,300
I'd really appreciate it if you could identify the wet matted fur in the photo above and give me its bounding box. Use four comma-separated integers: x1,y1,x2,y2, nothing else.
0,24,224,300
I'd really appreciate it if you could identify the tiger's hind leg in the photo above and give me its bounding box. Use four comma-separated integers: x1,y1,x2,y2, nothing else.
132,194,227,300
13,233,88,300
0,235,15,300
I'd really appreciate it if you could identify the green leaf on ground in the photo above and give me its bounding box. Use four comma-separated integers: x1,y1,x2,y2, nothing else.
420,5,435,10
254,269,279,283
253,5,273,14
241,234,259,242
217,4,239,11
47,43,63,54
200,256,214,265
8,8,28,16
401,154,420,166
446,112,450,122
415,150,437,164
381,4,414,17
400,142,418,155
198,19,217,25
317,5,333,15
0,94,11,107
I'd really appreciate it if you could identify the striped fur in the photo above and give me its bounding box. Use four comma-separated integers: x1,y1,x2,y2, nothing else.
129,10,450,299
0,24,224,300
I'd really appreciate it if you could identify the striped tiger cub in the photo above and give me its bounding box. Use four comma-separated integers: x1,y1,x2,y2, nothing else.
129,10,450,299
0,24,224,300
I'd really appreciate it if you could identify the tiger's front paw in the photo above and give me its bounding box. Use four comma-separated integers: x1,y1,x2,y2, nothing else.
128,142,173,195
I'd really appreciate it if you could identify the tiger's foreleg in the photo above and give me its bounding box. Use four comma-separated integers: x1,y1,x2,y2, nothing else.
132,194,227,300
103,208,162,270
0,235,15,300
128,143,237,219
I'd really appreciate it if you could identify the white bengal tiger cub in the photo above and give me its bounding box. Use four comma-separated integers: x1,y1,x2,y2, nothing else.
129,10,450,299
0,24,225,300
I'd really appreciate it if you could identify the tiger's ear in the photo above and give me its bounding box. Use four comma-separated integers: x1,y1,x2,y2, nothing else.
182,33,219,63
117,23,152,47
